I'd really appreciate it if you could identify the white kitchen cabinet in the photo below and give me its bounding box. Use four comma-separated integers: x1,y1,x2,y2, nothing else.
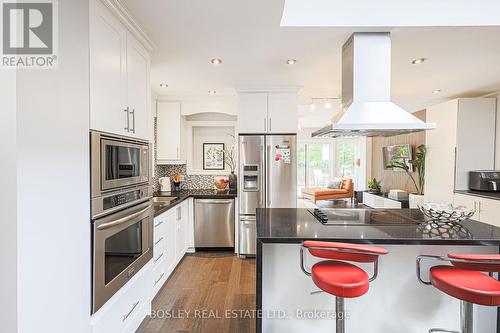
425,98,496,204
363,192,402,209
150,200,192,299
156,101,185,164
453,193,500,226
89,0,151,140
175,200,190,262
126,33,151,139
237,91,299,134
478,197,500,227
89,0,127,136
452,193,481,221
186,198,195,251
238,93,268,133
163,209,177,276
91,261,151,333
267,93,298,133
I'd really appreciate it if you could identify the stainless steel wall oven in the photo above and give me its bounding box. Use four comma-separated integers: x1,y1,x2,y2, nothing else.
90,131,153,314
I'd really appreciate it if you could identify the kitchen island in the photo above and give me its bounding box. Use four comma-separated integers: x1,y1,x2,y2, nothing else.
256,208,500,333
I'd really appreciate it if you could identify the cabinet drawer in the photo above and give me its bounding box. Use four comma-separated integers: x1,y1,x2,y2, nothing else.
153,236,165,265
151,258,167,298
92,263,150,333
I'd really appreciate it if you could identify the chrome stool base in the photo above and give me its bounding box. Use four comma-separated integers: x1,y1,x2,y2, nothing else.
429,301,473,333
336,297,345,333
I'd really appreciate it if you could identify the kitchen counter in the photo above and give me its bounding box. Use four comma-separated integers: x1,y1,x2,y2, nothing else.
256,208,500,333
256,208,500,245
455,189,500,201
153,189,237,217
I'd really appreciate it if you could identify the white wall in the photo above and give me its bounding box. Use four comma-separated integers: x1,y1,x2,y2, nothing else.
192,126,235,170
0,68,17,332
16,1,91,332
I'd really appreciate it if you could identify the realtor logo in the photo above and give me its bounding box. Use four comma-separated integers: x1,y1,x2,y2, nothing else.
1,0,58,68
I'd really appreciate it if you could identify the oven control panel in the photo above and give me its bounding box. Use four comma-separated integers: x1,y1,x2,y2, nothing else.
103,190,142,210
92,185,151,219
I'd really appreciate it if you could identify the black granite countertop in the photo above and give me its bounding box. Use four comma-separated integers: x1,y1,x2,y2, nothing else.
153,189,237,217
455,190,500,201
256,208,500,245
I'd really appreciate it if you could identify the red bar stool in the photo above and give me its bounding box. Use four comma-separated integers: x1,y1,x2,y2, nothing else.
300,241,389,333
416,253,500,333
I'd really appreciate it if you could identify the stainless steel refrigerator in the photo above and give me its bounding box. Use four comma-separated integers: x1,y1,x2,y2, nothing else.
238,134,297,257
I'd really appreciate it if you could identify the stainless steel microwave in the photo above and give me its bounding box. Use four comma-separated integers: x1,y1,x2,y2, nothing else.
91,131,150,199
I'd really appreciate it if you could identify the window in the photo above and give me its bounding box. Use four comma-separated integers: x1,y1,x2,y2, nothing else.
297,142,331,194
337,141,356,178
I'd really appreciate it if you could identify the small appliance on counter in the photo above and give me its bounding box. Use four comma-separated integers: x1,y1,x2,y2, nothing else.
469,171,500,192
159,177,171,192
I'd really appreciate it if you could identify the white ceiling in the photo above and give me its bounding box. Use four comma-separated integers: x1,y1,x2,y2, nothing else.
123,0,500,112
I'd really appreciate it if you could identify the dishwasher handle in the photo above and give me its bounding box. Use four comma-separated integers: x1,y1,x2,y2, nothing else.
196,199,233,204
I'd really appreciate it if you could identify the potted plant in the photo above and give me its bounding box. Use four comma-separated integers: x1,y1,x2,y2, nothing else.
386,144,426,208
368,178,382,194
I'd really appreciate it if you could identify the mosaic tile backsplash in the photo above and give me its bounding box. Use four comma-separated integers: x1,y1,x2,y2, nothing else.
152,117,220,191
153,164,218,191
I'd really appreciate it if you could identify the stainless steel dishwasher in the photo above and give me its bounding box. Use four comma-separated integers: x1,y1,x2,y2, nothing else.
194,198,235,248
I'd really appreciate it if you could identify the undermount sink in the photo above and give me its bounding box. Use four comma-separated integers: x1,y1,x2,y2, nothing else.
153,196,178,206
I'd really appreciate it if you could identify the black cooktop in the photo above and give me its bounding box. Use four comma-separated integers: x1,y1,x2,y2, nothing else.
308,208,423,225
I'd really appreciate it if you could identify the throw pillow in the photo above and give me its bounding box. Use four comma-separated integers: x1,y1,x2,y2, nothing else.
327,178,343,189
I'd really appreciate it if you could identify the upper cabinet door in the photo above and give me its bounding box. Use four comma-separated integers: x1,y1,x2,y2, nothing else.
237,93,268,133
126,33,151,140
267,93,298,133
157,101,183,163
89,0,127,135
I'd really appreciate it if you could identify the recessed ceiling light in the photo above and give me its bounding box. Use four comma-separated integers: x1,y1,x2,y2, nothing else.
208,90,216,95
286,59,297,65
309,103,316,110
159,83,168,88
210,58,222,65
432,89,442,94
411,58,426,65
324,102,332,109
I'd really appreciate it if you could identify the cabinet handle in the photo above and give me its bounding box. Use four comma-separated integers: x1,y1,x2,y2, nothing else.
268,117,271,132
154,273,165,286
478,201,482,213
154,252,164,263
130,108,136,133
264,118,267,132
177,207,181,220
122,301,140,322
473,201,477,212
154,220,164,228
124,107,130,132
154,236,164,246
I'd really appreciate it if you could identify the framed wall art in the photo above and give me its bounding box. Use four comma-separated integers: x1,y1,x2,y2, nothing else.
203,143,225,170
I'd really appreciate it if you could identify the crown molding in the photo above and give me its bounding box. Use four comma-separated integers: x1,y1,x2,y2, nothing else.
100,0,157,52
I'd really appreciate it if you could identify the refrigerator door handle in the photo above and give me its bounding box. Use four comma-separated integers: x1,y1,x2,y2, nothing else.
260,144,266,207
266,144,271,207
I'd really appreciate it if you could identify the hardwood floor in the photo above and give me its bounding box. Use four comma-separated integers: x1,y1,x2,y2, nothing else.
137,253,256,333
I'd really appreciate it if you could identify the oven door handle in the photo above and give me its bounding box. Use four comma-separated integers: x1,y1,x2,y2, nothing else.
97,204,153,230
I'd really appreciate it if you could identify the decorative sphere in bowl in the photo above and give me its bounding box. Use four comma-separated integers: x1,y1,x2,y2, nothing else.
418,203,475,223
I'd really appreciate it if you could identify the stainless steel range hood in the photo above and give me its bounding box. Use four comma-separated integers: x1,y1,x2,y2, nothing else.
313,32,435,138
